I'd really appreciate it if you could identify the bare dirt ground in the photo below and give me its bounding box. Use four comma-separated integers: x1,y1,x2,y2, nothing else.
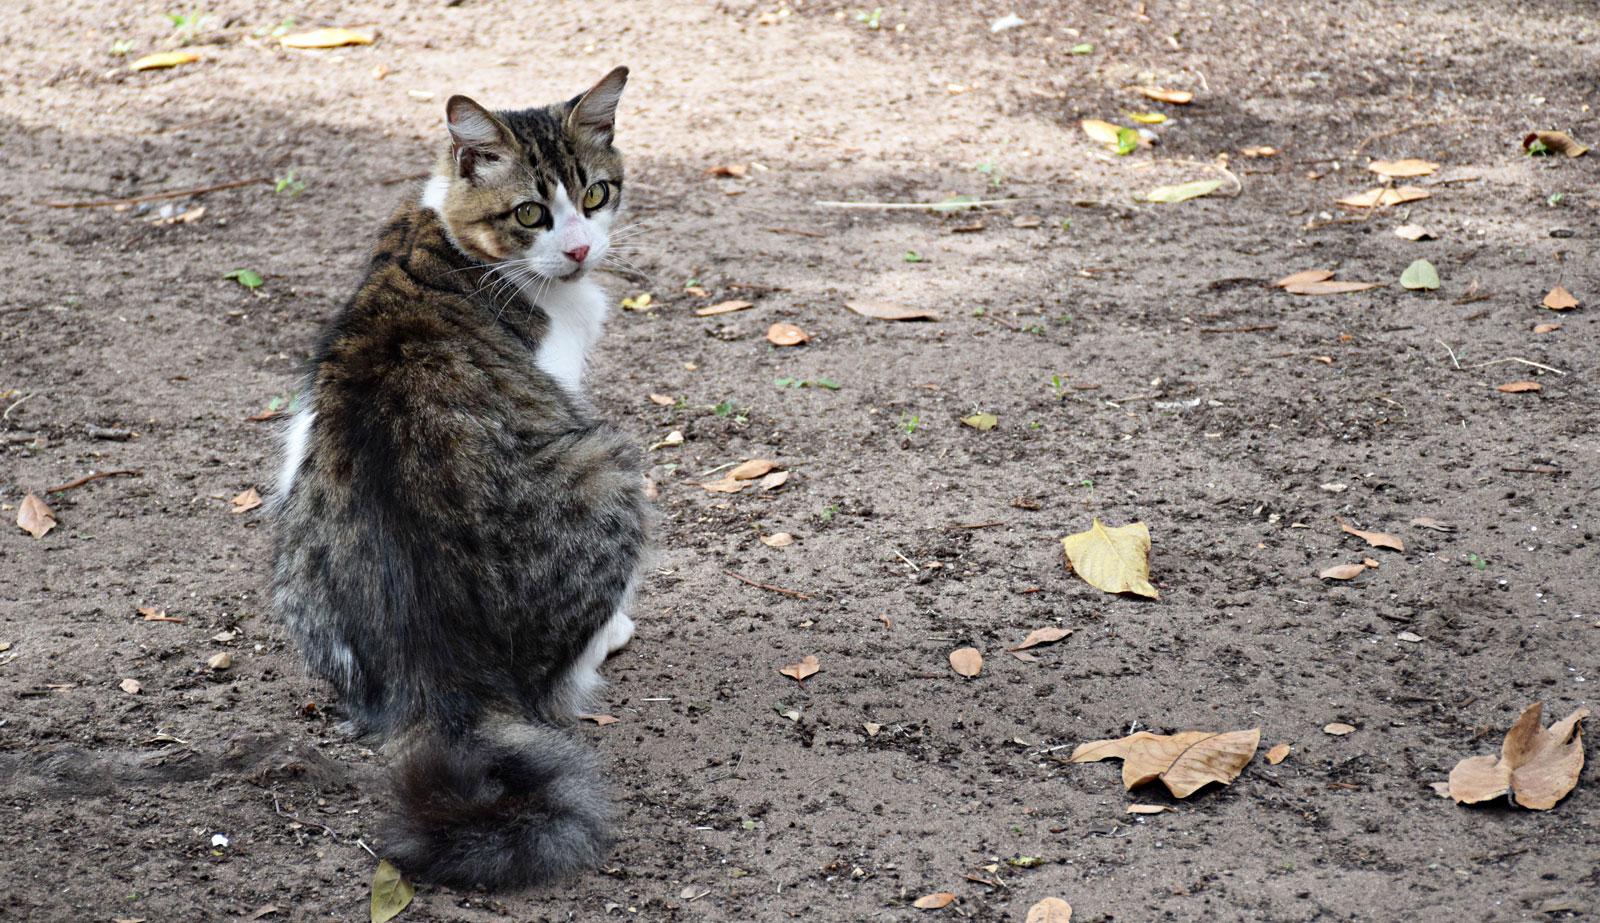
3,1,1598,920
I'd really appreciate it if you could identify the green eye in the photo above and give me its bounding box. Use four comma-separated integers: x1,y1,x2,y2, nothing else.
582,182,610,210
514,202,548,228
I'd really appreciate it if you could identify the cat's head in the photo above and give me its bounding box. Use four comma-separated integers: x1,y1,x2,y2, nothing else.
430,66,627,281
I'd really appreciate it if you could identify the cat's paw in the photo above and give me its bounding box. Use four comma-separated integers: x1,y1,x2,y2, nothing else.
603,611,634,655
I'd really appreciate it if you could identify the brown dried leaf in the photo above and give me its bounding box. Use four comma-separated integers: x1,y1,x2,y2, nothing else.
1367,158,1439,177
231,489,263,513
1126,804,1175,815
120,678,142,695
1533,323,1561,334
1069,728,1260,798
1319,564,1368,580
1266,743,1291,765
1007,627,1073,651
1393,223,1435,241
729,459,776,480
1025,897,1074,923
766,322,810,346
648,393,675,406
1324,723,1356,736
139,606,184,622
1282,280,1383,295
780,654,819,683
701,476,748,493
1363,557,1381,569
1009,651,1040,663
696,300,754,316
949,647,983,678
1496,381,1542,393
1409,517,1456,532
1524,131,1588,158
1337,185,1430,208
208,652,233,671
1335,515,1404,551
1445,703,1588,809
1061,519,1158,598
1274,269,1334,287
280,27,374,49
844,301,939,321
1543,286,1579,311
913,893,955,910
17,492,56,539
760,532,793,547
758,470,789,490
579,714,619,725
1132,86,1193,104
705,163,749,177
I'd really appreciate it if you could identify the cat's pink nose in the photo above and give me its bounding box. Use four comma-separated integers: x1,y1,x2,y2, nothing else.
565,245,589,264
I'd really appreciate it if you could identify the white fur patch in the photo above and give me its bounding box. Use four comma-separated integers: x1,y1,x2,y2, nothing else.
526,277,609,394
563,609,634,714
419,174,450,213
277,409,315,498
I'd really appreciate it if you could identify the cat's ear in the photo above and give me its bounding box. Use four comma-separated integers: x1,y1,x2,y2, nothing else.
445,96,514,181
566,66,629,146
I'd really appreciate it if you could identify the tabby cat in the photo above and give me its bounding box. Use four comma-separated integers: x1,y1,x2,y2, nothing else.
270,66,646,891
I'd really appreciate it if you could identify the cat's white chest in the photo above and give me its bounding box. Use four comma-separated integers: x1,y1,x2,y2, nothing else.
523,278,609,394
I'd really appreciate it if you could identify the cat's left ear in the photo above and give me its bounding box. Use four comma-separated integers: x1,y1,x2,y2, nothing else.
567,66,629,146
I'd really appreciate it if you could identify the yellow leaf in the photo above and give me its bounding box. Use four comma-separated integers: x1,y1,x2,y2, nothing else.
281,28,375,49
1080,119,1122,146
1070,728,1259,797
1127,111,1166,124
949,647,982,677
1060,519,1158,598
961,413,997,431
129,51,201,71
1445,703,1587,809
370,860,414,923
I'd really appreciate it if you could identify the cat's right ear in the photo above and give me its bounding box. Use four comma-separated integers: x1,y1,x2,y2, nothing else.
445,96,513,181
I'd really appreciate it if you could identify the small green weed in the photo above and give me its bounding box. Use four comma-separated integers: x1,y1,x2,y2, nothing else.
900,414,919,435
274,169,306,196
855,8,882,29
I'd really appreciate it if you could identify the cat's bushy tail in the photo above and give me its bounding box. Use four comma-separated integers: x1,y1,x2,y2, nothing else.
383,717,609,891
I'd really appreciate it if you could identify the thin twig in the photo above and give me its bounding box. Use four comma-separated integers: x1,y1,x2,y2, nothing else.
1352,119,1443,155
273,794,338,838
2,392,32,420
1435,339,1461,370
1501,466,1564,475
945,521,1004,530
1199,324,1278,333
724,569,811,600
1474,357,1566,376
46,470,141,493
758,226,826,239
36,176,269,208
814,198,1019,210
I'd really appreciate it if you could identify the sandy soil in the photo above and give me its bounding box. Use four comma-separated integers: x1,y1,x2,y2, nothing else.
3,1,1598,920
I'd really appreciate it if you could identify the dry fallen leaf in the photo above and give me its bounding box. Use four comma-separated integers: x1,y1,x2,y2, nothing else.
129,50,202,71
1240,146,1277,157
231,489,263,513
648,393,675,406
1324,723,1356,736
281,27,374,48
1266,743,1291,765
780,654,820,684
913,893,955,910
371,859,414,923
758,470,789,490
1061,519,1158,599
1524,131,1588,158
1533,323,1561,334
1319,563,1368,580
1126,804,1175,815
1008,627,1073,651
1410,517,1456,532
1542,286,1579,311
1080,119,1124,146
1282,280,1383,295
705,163,749,177
760,532,793,547
208,652,233,671
1337,185,1430,208
139,606,183,622
648,430,684,452
961,413,998,431
1132,86,1194,104
863,722,882,737
17,492,56,539
1025,898,1073,923
1393,223,1435,241
766,322,810,346
1445,702,1587,809
949,647,983,678
1335,515,1404,551
696,299,754,316
844,300,939,321
1496,381,1542,393
1367,158,1439,177
579,714,619,725
120,678,142,695
1363,557,1381,569
1010,651,1040,663
729,459,775,480
1274,269,1335,288
1069,728,1260,797
701,477,748,494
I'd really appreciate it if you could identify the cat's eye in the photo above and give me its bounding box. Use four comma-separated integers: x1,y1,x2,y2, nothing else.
514,202,548,228
582,182,610,210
